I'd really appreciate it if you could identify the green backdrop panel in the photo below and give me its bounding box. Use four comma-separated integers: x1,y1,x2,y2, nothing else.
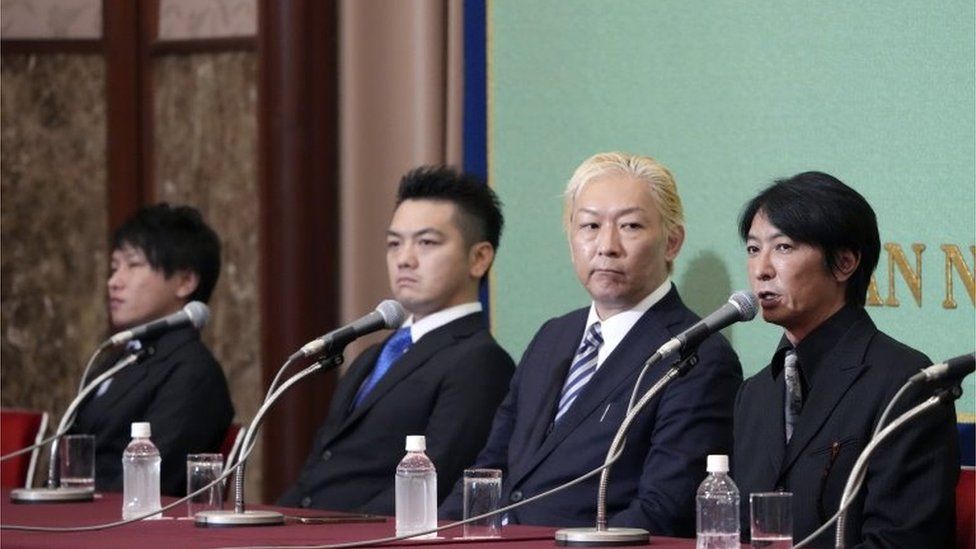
488,0,975,412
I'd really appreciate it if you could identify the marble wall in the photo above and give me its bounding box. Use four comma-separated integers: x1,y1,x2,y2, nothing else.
152,51,262,498
0,54,109,423
1,51,264,499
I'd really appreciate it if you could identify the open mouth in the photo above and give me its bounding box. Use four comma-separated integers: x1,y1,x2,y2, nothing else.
757,291,780,305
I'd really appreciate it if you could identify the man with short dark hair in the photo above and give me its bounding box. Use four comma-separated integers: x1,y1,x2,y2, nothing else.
278,166,515,514
73,203,233,496
733,172,958,547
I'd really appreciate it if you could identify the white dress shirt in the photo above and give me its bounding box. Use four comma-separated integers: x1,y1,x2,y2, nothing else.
582,278,672,369
404,301,483,343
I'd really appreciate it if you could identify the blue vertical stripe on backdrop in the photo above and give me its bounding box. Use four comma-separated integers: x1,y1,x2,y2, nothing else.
463,0,491,321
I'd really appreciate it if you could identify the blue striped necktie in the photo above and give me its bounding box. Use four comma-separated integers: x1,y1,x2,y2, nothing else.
352,327,412,408
554,322,603,423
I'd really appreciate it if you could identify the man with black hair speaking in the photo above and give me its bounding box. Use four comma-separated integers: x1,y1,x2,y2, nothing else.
733,172,958,547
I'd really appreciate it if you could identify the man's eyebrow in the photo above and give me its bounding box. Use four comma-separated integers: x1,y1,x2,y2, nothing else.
575,206,645,216
746,230,786,241
386,227,446,238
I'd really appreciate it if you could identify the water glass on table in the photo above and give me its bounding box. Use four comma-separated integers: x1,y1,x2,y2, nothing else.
462,468,502,538
59,434,95,489
186,453,224,517
750,491,792,548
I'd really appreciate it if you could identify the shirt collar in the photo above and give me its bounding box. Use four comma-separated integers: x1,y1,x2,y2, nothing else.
769,303,863,391
584,278,672,368
404,302,483,343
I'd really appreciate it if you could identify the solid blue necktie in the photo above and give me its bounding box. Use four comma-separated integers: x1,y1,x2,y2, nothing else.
352,327,412,408
554,322,603,422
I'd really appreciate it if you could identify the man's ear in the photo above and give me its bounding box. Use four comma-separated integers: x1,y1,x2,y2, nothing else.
174,270,201,301
832,249,860,282
664,225,685,262
468,242,495,280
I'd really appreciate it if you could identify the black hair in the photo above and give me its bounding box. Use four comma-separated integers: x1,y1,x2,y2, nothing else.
395,166,504,250
738,171,880,307
112,203,222,303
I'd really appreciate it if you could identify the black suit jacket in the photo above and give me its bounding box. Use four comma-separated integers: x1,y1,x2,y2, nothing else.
72,326,234,496
441,287,742,536
278,312,515,514
733,308,958,548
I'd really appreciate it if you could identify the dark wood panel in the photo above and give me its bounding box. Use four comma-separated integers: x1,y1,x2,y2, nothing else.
103,0,146,230
149,37,257,55
0,40,103,54
257,0,340,503
136,0,156,203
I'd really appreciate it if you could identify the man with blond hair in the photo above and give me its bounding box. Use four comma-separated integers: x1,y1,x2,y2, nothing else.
441,152,742,535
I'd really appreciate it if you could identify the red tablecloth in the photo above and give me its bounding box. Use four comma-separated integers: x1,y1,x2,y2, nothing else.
1,491,701,548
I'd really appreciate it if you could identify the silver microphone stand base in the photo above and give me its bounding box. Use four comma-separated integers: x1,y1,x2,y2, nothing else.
193,509,285,527
555,527,650,546
9,487,95,503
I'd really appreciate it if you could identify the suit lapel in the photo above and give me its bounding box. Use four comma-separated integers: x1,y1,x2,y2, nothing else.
86,328,195,431
337,345,383,417
316,344,382,447
777,316,876,480
754,368,787,479
84,355,152,429
510,290,686,487
521,315,584,455
325,313,484,445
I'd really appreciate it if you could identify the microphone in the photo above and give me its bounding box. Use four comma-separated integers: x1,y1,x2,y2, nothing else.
295,300,407,358
909,352,975,383
108,301,210,346
554,292,757,546
651,290,758,363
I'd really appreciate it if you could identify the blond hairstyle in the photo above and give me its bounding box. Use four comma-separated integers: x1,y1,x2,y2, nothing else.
563,151,685,237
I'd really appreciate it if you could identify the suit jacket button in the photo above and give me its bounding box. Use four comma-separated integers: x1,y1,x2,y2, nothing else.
321,449,332,461
300,496,312,508
510,490,523,502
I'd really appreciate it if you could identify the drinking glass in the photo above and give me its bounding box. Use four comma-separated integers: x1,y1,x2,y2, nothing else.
462,468,502,538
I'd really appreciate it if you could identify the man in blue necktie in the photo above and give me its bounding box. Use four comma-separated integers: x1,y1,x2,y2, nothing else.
441,152,742,536
278,166,515,515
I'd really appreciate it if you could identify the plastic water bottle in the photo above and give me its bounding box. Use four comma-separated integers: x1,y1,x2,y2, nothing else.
122,422,162,520
395,435,437,538
696,454,740,549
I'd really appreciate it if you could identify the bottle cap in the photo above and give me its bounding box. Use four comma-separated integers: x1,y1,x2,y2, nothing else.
706,454,729,473
405,435,426,452
131,422,151,438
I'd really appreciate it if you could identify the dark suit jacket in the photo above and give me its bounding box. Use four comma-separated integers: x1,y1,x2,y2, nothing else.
278,312,515,515
733,307,958,548
441,287,742,537
72,326,234,496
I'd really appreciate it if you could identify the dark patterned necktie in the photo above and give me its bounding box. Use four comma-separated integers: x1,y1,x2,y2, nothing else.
783,350,803,442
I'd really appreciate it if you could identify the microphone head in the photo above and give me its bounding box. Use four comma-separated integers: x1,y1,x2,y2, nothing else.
728,291,759,321
183,301,210,330
376,300,407,329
